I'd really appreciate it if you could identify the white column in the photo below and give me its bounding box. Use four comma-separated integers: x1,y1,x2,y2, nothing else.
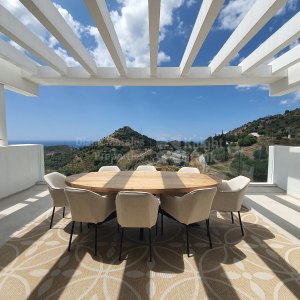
0,84,8,146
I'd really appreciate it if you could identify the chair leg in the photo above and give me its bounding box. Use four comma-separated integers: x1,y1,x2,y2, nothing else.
95,223,98,256
161,210,164,235
186,225,190,257
206,219,213,249
149,228,152,262
119,227,124,261
87,223,90,228
238,211,244,236
231,212,234,224
62,207,65,218
80,222,83,233
50,207,55,229
68,221,75,251
155,216,158,236
117,223,120,233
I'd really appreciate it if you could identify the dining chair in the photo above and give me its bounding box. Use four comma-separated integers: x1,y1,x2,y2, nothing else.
178,167,200,173
160,188,217,256
98,166,120,172
116,191,160,262
64,187,115,256
136,165,157,171
44,172,69,229
211,176,250,236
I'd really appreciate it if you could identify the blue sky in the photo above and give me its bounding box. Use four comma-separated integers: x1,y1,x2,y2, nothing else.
2,0,300,142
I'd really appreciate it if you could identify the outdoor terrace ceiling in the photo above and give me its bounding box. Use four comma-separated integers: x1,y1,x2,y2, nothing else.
0,0,299,97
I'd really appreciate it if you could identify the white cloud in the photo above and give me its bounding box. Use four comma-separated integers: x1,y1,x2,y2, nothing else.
0,0,48,41
186,0,196,8
289,39,299,50
218,0,298,31
280,90,300,105
0,0,186,68
235,84,269,91
218,0,256,30
53,3,84,39
8,40,26,53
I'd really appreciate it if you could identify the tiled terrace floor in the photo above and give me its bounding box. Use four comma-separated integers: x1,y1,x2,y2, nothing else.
0,184,299,299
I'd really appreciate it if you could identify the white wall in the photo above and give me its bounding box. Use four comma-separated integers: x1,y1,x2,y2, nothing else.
287,147,300,199
268,145,300,199
0,144,44,199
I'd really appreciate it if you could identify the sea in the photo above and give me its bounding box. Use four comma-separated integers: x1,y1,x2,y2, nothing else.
8,140,94,148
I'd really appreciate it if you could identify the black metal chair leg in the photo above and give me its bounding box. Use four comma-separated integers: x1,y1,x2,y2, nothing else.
205,219,209,236
149,228,152,262
161,211,164,235
155,216,158,236
206,219,212,249
231,212,234,224
117,223,120,233
62,207,65,218
238,211,244,236
50,207,55,229
80,222,83,233
87,223,90,228
68,221,75,251
119,228,124,261
95,223,98,256
186,225,190,257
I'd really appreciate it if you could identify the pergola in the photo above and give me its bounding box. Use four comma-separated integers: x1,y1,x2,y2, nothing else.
0,0,300,146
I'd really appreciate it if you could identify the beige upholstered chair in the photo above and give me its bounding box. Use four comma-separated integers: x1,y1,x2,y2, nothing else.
211,176,250,236
178,167,200,173
136,165,157,172
64,187,115,256
44,172,69,229
160,188,217,256
116,191,160,261
98,166,120,172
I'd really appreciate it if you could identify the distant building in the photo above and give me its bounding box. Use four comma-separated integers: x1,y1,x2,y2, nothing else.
249,132,260,138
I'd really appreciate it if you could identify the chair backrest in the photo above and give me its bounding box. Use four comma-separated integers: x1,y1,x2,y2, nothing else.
136,165,157,172
44,172,68,207
64,188,115,223
212,176,250,211
116,191,160,228
178,188,217,225
98,166,120,172
178,167,200,173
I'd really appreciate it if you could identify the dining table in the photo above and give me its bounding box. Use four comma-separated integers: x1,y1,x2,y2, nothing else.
65,171,218,240
65,170,218,194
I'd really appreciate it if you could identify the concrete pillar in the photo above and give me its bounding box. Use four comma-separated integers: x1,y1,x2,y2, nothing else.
0,84,8,146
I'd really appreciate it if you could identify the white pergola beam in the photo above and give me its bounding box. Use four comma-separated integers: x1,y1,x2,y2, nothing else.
148,0,161,76
269,44,300,74
20,0,97,75
31,65,283,86
209,0,287,74
0,58,38,96
0,5,67,75
270,62,300,96
240,12,300,73
0,39,37,74
85,0,127,76
180,0,224,76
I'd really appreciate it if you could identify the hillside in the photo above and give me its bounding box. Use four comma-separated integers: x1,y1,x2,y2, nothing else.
44,108,300,182
228,109,300,139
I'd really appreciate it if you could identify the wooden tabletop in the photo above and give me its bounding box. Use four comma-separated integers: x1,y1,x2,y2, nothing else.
65,171,218,194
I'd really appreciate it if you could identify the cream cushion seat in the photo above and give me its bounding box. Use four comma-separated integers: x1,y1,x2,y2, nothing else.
211,176,250,236
64,187,115,256
178,167,200,173
98,166,120,172
116,191,160,261
44,172,69,228
160,188,217,256
136,165,157,172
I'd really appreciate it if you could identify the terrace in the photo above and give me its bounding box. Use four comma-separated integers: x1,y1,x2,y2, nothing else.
0,0,300,299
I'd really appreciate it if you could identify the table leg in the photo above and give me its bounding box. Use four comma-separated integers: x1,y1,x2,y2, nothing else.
139,228,144,240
